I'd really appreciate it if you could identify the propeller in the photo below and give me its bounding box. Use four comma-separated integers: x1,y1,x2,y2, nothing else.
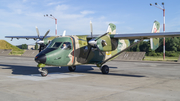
36,26,40,39
35,26,50,52
86,21,106,60
88,32,108,47
86,21,93,59
90,21,93,38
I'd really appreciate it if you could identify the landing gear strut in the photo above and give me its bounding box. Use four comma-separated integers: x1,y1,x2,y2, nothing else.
101,65,109,74
68,66,76,72
38,68,48,77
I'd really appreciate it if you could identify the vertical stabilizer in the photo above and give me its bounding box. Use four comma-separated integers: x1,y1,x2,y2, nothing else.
150,21,160,50
107,23,116,34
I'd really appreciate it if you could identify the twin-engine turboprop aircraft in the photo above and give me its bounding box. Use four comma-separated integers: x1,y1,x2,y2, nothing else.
5,21,180,77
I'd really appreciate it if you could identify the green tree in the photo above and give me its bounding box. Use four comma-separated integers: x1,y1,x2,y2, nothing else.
21,44,27,49
35,44,38,50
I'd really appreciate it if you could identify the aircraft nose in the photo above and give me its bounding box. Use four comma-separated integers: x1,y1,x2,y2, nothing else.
35,54,46,64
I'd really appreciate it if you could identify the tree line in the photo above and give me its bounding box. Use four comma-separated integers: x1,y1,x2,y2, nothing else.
127,37,180,57
18,44,38,50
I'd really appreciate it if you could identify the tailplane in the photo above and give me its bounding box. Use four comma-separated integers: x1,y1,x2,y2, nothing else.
150,21,160,51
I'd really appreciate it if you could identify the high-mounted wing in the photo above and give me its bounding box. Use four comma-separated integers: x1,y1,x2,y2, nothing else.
87,32,180,39
110,32,180,39
5,36,52,40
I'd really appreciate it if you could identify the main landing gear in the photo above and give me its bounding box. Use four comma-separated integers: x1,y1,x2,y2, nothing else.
101,65,109,74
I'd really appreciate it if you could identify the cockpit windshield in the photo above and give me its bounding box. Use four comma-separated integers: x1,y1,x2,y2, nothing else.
46,41,72,50
52,42,62,48
46,42,62,49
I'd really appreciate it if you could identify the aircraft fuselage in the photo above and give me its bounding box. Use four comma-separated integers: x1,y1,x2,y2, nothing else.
35,36,130,66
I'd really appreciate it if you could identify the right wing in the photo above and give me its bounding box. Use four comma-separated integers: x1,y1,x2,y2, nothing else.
109,32,180,39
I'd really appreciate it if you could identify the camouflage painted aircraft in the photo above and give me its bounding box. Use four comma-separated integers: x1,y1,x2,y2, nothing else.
5,21,180,77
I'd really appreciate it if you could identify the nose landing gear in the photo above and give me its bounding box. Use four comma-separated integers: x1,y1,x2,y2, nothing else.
68,66,76,72
38,68,48,77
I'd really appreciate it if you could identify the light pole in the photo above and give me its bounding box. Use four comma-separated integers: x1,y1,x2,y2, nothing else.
44,14,57,36
150,2,165,60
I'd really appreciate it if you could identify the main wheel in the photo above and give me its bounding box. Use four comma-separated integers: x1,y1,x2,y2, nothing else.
101,65,109,74
68,66,76,72
41,69,48,77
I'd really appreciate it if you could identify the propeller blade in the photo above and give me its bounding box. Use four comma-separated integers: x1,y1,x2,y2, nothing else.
95,45,104,56
86,46,92,60
39,44,46,53
39,45,42,52
95,32,108,41
90,21,93,38
36,26,40,39
42,30,50,39
62,30,66,36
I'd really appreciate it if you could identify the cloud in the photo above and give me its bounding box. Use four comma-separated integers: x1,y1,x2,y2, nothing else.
80,10,94,15
55,4,69,11
15,9,23,14
47,1,63,6
22,0,27,3
0,22,22,28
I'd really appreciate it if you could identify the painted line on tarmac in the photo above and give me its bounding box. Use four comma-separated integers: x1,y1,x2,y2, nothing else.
8,73,84,81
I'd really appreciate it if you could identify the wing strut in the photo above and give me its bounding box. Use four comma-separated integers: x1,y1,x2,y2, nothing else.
100,39,144,65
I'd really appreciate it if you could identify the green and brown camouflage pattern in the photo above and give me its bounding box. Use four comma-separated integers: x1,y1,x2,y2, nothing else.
96,33,112,51
37,23,130,67
40,35,130,66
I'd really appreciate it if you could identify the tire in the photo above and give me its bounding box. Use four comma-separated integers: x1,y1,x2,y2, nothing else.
101,65,109,74
41,69,48,77
68,66,76,72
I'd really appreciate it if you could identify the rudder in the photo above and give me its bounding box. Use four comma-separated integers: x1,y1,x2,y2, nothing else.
107,23,116,34
150,21,160,51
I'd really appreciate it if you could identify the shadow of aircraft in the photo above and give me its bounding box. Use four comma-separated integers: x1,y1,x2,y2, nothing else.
0,64,145,78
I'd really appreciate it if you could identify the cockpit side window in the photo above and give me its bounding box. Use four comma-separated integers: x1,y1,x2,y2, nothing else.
61,42,71,49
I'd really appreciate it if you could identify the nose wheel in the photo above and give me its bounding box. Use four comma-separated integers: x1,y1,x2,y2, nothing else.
38,68,48,77
68,66,76,72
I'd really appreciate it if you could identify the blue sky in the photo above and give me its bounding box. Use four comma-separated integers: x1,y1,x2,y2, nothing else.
1,0,180,45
